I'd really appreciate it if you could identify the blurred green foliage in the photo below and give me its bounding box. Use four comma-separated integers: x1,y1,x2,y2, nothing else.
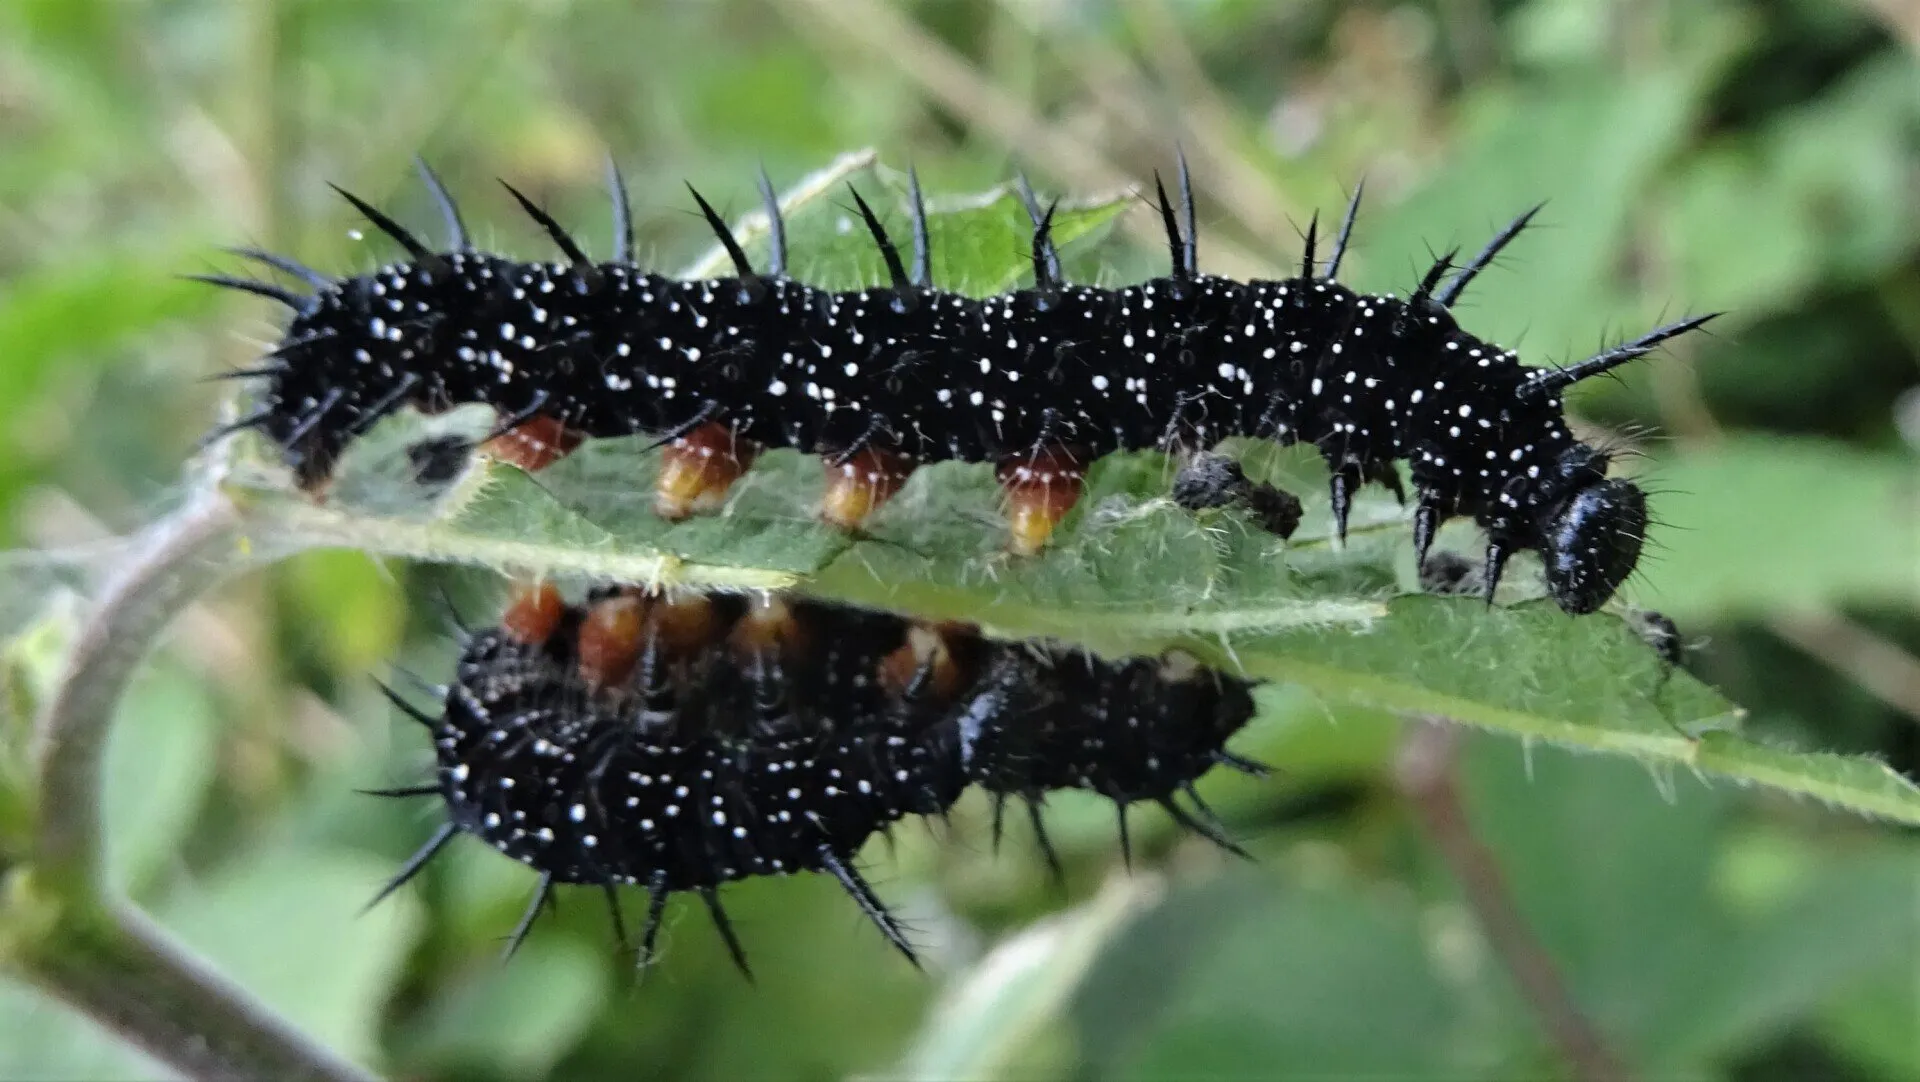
0,1,1915,1079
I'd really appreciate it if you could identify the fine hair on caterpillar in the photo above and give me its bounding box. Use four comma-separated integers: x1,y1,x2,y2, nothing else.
200,153,1717,615
367,582,1263,975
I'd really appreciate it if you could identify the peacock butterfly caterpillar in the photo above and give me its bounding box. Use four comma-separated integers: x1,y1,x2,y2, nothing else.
368,580,1261,973
200,155,1714,614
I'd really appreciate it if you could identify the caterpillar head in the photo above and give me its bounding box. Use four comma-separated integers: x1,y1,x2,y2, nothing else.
1540,472,1647,615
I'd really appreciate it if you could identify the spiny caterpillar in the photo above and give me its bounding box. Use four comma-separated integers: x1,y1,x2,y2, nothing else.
369,583,1260,974
202,156,1715,614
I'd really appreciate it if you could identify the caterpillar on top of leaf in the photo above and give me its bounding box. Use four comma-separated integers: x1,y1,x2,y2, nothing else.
201,153,1715,615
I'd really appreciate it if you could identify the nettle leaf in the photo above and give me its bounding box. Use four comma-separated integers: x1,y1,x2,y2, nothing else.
207,154,1920,824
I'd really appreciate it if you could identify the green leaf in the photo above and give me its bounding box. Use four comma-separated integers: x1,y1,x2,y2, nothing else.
274,548,407,676
1358,58,1721,355
0,546,120,641
199,157,1920,825
1821,971,1920,1080
613,870,936,1081
398,936,609,1078
0,981,167,1082
1690,734,1920,823
154,846,423,1066
1070,871,1504,1080
895,878,1153,1081
102,664,220,895
0,256,210,408
1212,598,1920,824
1632,437,1920,619
1457,737,1920,1072
1680,849,1920,1063
1661,55,1920,312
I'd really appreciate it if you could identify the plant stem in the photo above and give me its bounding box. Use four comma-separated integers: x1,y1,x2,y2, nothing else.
17,486,387,1080
1396,719,1635,1082
31,488,242,890
19,898,376,1082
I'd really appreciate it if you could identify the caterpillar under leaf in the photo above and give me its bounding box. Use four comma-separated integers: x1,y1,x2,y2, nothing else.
204,155,1715,614
370,582,1261,974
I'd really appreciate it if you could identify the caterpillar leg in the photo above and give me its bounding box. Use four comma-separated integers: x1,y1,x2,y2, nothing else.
500,580,566,645
729,595,804,656
821,447,916,530
577,591,648,688
650,593,721,655
879,623,967,703
995,445,1088,556
655,422,756,520
483,413,584,473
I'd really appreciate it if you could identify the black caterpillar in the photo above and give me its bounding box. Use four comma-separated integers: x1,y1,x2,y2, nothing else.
203,156,1714,614
369,583,1260,974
